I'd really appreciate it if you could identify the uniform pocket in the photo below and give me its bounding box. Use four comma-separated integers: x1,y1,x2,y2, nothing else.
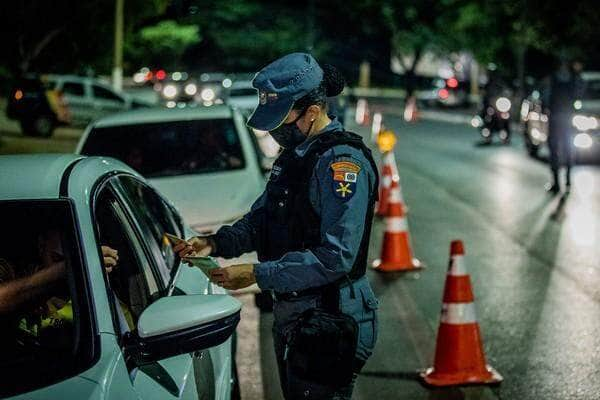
358,286,379,353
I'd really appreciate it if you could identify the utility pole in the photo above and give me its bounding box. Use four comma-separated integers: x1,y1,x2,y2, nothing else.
112,0,124,91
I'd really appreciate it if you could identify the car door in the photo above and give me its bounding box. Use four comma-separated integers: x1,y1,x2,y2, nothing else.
110,175,221,399
91,84,128,120
57,79,95,125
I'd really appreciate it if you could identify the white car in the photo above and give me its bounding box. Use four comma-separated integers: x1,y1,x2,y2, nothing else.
226,81,258,115
0,154,240,399
76,106,267,238
47,75,151,126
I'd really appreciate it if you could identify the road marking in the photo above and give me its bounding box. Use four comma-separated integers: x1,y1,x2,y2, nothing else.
235,293,265,400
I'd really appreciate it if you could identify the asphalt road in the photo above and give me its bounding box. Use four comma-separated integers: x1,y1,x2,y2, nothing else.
242,115,600,400
2,102,599,399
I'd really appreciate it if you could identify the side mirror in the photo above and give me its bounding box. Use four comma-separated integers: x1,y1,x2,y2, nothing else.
124,294,241,366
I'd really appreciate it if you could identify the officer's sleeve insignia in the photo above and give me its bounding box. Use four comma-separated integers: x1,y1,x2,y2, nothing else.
330,161,361,200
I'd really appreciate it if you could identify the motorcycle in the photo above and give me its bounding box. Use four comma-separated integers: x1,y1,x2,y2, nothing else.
472,94,513,144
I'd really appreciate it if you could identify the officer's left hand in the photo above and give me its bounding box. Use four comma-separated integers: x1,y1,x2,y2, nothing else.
209,264,256,290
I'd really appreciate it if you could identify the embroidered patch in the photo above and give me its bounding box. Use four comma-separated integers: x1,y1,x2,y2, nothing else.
331,161,360,200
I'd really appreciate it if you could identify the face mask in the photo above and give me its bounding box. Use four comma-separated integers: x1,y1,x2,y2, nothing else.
270,108,314,149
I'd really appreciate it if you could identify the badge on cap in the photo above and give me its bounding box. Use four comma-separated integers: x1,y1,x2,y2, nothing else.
259,91,279,105
331,161,360,200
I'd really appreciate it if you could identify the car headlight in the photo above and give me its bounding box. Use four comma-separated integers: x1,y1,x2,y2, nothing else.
200,88,216,102
471,116,483,128
520,101,530,120
572,115,598,131
495,97,511,113
162,84,178,99
573,132,593,149
184,83,197,96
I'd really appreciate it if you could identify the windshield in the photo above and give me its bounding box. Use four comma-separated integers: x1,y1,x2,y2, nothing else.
230,88,257,97
81,118,246,178
0,200,94,397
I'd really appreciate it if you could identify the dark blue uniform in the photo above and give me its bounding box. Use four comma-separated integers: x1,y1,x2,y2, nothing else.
212,118,379,398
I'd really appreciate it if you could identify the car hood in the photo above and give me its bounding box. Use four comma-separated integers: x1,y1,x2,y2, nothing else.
150,169,264,231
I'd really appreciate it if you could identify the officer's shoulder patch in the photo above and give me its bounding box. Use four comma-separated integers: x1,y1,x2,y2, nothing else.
330,158,361,200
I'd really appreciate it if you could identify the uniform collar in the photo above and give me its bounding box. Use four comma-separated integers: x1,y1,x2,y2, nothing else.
294,116,343,157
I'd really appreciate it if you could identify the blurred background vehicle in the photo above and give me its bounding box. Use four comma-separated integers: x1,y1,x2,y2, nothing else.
7,74,153,137
433,76,470,108
159,72,229,108
472,88,513,144
226,80,258,115
520,71,600,161
6,75,71,137
47,75,152,126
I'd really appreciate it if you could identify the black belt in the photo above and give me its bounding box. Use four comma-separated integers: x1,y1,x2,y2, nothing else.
272,275,361,303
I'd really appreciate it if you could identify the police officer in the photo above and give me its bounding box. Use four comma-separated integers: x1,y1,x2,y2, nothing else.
176,53,379,399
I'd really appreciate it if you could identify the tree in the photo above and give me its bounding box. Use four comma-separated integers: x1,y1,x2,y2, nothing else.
126,20,201,70
0,0,169,76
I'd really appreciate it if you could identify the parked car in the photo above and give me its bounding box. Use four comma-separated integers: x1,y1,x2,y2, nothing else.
0,154,241,399
6,75,71,137
521,72,600,161
226,80,257,115
160,73,228,107
48,75,152,126
76,106,267,234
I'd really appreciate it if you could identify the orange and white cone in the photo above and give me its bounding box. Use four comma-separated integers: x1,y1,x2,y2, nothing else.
372,179,421,272
371,112,383,143
355,98,371,126
421,240,503,387
376,152,393,217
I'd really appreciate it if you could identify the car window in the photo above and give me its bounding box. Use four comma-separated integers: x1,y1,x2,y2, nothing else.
113,176,182,286
0,200,94,397
61,82,85,96
80,118,246,177
93,85,124,103
94,186,161,333
230,88,257,97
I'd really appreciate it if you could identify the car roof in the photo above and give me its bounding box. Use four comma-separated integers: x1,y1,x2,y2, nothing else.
0,154,140,201
230,80,255,90
0,154,84,200
90,105,234,128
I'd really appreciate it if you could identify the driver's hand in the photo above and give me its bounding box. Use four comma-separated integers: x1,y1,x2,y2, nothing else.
101,246,119,273
174,237,213,258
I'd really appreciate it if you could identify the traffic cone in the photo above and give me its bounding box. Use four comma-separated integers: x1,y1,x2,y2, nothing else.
421,240,503,387
371,112,383,143
376,152,394,217
372,178,421,271
403,95,420,123
355,98,371,126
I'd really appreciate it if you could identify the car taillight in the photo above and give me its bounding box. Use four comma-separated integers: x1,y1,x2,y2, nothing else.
446,78,458,88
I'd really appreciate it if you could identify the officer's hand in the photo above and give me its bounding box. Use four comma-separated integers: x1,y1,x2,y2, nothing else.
101,246,119,273
174,237,213,258
209,264,256,290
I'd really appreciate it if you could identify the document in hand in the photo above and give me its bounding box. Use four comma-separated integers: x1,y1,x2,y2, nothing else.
183,256,220,277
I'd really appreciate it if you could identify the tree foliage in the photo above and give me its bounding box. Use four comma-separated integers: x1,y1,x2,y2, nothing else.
126,20,201,70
